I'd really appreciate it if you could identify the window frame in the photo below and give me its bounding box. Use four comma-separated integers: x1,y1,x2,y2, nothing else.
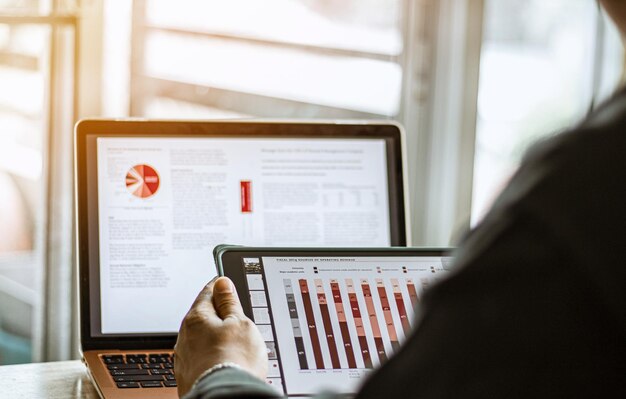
399,0,484,245
0,11,78,362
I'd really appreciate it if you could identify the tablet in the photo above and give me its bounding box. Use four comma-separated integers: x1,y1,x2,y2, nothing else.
215,246,454,396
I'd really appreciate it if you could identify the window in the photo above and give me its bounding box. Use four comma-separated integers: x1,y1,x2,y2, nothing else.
105,0,405,120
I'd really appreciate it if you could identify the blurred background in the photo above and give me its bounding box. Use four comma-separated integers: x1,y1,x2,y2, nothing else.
0,0,623,365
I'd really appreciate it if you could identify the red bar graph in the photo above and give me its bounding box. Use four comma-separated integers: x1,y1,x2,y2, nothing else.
346,279,373,369
315,279,340,369
376,279,400,351
330,279,357,368
360,279,387,363
406,278,419,307
284,279,308,369
391,278,411,335
299,279,325,369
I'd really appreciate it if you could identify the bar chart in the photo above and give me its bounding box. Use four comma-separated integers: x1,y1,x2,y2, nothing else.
262,255,448,394
280,274,436,371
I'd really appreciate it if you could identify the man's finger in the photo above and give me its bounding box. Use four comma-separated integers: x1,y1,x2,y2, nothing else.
187,276,221,322
190,276,218,308
212,277,245,320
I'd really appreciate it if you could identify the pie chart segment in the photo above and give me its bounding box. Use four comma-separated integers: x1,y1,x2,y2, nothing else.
143,166,160,193
126,164,160,198
126,175,139,185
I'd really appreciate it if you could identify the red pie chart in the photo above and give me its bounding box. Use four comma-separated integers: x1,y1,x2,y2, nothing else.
126,164,160,198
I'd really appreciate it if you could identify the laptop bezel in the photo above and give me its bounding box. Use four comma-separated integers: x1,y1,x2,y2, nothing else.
75,119,408,351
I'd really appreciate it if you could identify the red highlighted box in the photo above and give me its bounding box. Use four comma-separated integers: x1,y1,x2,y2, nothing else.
240,180,252,213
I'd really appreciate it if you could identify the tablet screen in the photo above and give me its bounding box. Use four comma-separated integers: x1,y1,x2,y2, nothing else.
229,253,452,396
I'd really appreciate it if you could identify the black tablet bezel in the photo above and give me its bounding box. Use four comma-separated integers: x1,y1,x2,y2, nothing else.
75,119,407,350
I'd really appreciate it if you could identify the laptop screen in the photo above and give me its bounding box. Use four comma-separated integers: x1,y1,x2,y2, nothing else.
76,121,406,341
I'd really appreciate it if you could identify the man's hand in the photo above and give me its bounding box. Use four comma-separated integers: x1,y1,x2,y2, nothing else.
174,277,268,397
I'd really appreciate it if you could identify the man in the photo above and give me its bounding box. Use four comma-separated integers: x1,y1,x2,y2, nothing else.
174,1,626,397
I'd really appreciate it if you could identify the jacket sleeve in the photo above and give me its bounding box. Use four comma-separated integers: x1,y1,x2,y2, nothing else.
182,368,281,399
183,367,343,399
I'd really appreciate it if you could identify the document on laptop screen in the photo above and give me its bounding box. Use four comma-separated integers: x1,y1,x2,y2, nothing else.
96,137,391,334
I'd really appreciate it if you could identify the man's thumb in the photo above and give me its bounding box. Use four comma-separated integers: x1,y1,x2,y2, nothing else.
212,277,244,320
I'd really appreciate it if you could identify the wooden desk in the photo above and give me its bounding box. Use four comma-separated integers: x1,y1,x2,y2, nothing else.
0,360,99,398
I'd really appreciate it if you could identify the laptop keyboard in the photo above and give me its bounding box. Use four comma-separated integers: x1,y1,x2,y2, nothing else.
102,353,177,389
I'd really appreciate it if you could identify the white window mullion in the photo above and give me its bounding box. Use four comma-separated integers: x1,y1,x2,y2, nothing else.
399,0,484,246
43,20,78,362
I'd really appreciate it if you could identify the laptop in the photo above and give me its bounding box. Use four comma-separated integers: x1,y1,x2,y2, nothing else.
74,119,409,398
215,246,453,396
